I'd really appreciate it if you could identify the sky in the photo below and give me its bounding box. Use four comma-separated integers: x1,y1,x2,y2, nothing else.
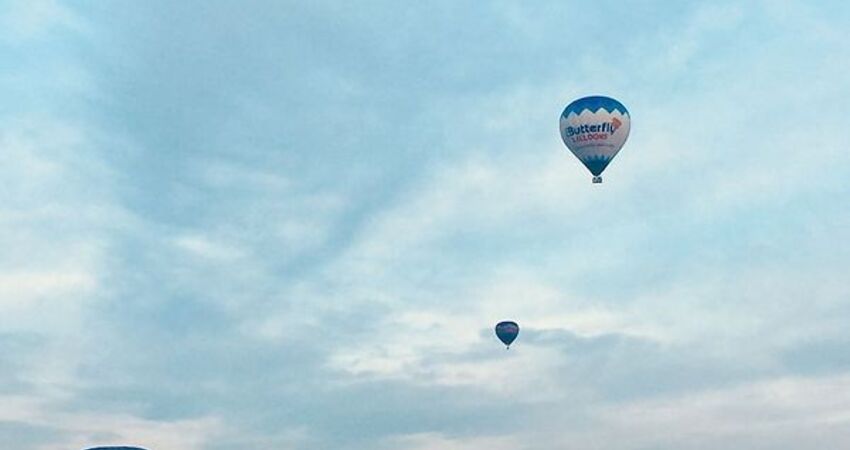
1,0,849,449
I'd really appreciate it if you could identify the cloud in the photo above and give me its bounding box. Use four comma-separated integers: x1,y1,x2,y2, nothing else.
0,0,83,42
380,432,521,450
0,392,223,450
570,374,850,450
1,1,849,449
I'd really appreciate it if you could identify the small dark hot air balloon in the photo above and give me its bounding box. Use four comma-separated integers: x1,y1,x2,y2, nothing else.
495,321,519,349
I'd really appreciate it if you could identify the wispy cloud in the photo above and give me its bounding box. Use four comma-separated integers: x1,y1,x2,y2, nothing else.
1,0,848,448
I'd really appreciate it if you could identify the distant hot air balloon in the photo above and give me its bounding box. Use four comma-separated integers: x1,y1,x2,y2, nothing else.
559,95,631,183
495,321,519,349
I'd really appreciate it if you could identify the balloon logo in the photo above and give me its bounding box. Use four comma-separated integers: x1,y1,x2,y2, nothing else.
559,95,631,183
495,321,519,349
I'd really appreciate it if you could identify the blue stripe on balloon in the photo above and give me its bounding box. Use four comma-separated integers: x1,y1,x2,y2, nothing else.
561,96,628,117
580,154,613,176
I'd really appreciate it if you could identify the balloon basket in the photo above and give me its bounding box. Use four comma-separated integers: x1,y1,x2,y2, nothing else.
592,176,602,184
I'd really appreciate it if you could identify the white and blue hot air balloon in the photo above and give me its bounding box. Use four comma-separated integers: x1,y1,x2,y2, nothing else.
559,96,631,183
83,447,148,450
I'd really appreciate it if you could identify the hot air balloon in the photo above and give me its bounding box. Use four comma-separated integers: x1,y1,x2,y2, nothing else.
83,447,148,450
559,95,631,183
495,321,519,349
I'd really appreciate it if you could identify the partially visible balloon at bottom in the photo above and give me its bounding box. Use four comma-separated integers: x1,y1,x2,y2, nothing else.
495,321,520,348
83,447,148,450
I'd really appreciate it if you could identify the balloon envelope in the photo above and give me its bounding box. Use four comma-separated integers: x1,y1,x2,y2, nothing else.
495,321,519,348
84,447,148,450
559,95,630,183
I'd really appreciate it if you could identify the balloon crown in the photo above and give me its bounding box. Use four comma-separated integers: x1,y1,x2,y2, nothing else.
562,95,629,117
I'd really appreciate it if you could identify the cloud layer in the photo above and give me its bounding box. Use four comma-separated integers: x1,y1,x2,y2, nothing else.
1,1,849,449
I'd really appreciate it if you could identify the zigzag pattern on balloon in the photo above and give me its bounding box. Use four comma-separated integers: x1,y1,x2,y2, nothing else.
561,95,629,118
579,154,614,176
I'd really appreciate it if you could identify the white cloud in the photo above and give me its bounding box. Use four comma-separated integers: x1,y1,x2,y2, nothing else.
2,2,849,449
0,118,115,331
0,393,224,449
29,400,222,450
174,234,247,261
0,270,96,308
568,374,850,450
664,4,745,70
382,432,522,450
0,0,84,42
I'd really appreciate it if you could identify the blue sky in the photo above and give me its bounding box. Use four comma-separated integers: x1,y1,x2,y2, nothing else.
2,1,849,449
